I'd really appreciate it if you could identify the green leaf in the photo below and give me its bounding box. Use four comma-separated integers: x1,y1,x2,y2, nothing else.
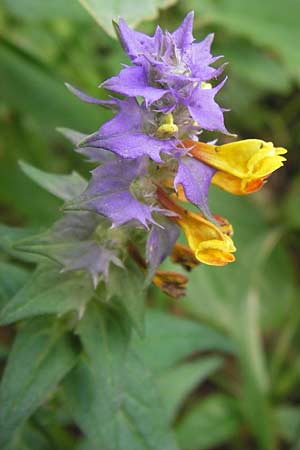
158,356,223,421
132,309,234,372
3,0,89,21
0,264,94,325
175,394,239,450
19,161,87,201
0,224,39,262
108,263,146,336
78,0,178,37
63,302,178,450
0,261,29,309
0,317,76,446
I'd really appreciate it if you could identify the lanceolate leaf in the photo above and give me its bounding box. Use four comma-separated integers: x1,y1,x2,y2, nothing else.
158,356,224,421
0,224,39,262
0,317,76,446
175,394,239,450
0,264,94,325
63,302,178,450
19,161,87,201
132,309,235,373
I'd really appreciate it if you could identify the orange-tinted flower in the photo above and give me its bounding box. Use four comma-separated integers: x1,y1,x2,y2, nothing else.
184,139,287,195
211,171,266,194
177,211,236,266
157,187,236,266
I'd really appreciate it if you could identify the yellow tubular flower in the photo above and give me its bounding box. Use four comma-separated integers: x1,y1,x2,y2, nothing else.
211,171,266,195
156,187,236,266
184,139,287,195
177,211,236,266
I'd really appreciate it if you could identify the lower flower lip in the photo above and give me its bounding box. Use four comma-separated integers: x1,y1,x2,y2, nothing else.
195,248,236,265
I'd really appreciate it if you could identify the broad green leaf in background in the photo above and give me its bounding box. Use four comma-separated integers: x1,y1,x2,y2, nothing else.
0,317,76,446
19,161,87,201
64,302,178,450
176,394,239,450
132,309,235,373
78,0,178,37
0,264,94,325
158,356,224,421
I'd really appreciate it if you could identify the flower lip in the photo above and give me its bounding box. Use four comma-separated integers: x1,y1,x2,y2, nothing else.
183,138,287,196
185,138,287,182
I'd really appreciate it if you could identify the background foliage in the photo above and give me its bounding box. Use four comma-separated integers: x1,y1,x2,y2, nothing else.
0,0,300,449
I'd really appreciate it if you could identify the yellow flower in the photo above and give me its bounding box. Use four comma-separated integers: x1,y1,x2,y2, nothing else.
156,187,236,266
184,139,287,194
177,210,236,266
211,171,265,195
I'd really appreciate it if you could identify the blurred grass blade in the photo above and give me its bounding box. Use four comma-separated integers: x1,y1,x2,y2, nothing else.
233,289,274,450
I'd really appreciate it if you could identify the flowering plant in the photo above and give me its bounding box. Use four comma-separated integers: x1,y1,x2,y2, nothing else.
47,11,286,298
0,11,288,450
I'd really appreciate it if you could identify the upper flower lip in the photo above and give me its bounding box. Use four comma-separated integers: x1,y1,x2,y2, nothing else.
185,139,287,180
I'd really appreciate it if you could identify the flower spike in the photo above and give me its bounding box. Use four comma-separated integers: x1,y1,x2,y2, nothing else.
54,12,287,297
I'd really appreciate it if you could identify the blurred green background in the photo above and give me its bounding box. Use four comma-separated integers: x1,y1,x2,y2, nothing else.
0,0,300,449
